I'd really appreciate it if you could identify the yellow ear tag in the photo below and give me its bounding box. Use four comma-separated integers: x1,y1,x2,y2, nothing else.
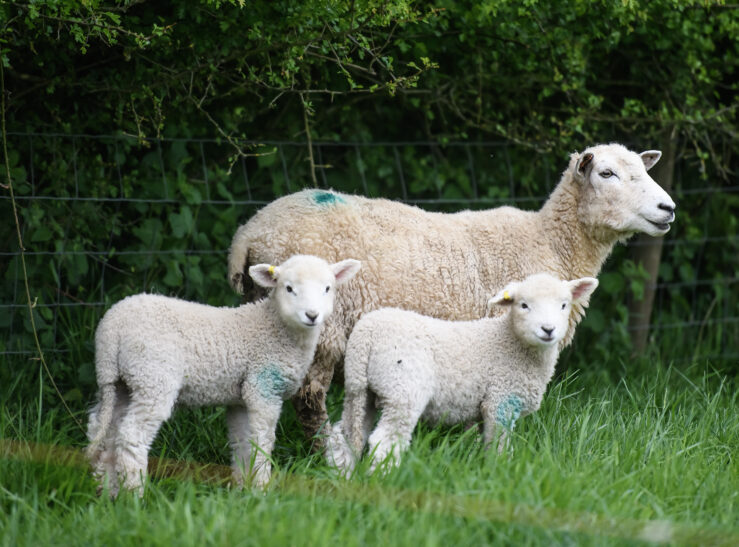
268,265,276,277
503,290,511,301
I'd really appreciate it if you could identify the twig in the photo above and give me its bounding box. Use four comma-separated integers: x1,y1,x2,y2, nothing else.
301,93,318,188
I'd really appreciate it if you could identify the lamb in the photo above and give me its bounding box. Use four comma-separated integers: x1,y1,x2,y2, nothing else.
328,273,599,473
86,254,360,496
227,143,676,442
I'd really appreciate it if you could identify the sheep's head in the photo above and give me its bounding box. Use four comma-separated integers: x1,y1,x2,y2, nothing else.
249,255,361,331
573,143,676,238
489,273,598,348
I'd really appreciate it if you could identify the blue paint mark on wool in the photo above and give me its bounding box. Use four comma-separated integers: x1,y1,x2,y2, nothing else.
496,393,524,431
256,365,288,399
312,190,346,206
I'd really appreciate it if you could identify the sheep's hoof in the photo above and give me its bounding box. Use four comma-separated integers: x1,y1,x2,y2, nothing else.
299,380,325,410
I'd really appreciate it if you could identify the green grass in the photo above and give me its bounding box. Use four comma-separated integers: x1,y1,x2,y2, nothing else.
1,362,737,546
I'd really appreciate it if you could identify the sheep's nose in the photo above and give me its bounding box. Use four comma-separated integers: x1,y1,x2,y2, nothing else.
658,202,675,214
305,311,318,323
541,326,554,336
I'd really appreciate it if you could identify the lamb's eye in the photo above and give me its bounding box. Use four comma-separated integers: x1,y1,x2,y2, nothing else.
325,286,330,293
521,303,528,310
561,302,567,310
600,169,614,178
286,285,293,293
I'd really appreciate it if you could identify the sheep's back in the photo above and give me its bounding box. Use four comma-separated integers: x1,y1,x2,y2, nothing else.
229,190,552,327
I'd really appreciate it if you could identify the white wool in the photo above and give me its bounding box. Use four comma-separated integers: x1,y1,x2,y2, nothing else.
86,254,360,496
327,273,599,473
227,143,675,439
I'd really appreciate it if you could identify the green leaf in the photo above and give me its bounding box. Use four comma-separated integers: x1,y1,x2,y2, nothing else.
30,226,53,242
599,272,625,295
163,260,184,287
169,206,194,238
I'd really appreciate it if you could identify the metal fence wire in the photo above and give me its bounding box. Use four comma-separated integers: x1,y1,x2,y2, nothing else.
1,133,737,365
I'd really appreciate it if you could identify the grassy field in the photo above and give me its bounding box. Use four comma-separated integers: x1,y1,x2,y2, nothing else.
1,360,737,546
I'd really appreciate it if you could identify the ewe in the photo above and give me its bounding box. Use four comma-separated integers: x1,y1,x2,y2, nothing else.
86,255,360,496
228,143,675,441
328,273,599,473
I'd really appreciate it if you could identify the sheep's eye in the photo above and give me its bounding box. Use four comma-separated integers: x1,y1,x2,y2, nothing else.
561,302,567,310
286,285,293,293
325,286,330,293
521,303,529,310
599,169,614,178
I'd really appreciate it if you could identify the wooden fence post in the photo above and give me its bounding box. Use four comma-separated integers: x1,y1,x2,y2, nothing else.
628,131,677,354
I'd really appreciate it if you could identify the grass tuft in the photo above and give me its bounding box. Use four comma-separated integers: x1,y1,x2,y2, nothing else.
1,362,737,545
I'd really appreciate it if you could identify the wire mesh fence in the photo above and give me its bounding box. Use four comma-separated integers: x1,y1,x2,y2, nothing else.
1,132,737,367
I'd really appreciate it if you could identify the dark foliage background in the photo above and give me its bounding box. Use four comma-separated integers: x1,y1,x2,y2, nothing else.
1,1,737,413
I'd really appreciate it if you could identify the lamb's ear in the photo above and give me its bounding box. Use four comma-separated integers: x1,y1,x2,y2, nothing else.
576,152,594,179
331,259,361,285
640,150,662,171
569,277,599,304
249,264,279,288
488,282,518,308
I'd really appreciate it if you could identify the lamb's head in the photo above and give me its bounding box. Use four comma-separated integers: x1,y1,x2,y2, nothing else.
489,273,599,348
249,255,361,331
572,143,676,238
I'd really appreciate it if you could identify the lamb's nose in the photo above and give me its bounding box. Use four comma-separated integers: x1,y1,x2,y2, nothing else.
305,311,318,323
658,202,675,214
541,326,554,336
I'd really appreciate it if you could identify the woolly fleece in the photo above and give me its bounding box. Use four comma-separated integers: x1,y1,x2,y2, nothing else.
328,273,599,473
227,143,676,439
86,254,360,496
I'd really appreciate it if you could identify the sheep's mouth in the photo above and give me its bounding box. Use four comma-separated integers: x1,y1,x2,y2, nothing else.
302,320,319,327
647,219,671,232
537,334,555,343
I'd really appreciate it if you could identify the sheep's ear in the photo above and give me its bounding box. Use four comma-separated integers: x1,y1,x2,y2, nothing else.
489,283,518,308
640,150,661,171
331,259,361,285
576,152,594,178
569,277,599,304
249,264,279,288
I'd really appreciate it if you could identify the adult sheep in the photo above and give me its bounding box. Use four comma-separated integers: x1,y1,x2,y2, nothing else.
228,143,676,441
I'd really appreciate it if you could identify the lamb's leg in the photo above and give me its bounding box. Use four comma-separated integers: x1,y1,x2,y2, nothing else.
367,401,426,474
115,388,178,497
481,392,521,454
88,383,130,496
226,406,251,487
482,419,509,454
243,400,283,489
343,387,376,458
327,390,376,474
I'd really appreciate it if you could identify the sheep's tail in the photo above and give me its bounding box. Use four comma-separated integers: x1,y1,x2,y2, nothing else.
330,326,376,472
227,223,254,295
85,314,120,462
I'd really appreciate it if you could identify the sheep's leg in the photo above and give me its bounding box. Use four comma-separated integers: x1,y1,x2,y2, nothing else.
366,401,426,474
226,406,252,487
292,341,340,450
115,388,178,497
88,383,129,496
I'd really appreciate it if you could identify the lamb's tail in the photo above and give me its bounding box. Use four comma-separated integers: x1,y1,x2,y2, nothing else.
85,315,120,462
329,325,376,473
